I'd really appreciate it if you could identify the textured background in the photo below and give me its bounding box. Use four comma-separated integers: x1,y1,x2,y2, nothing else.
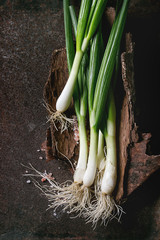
0,0,160,239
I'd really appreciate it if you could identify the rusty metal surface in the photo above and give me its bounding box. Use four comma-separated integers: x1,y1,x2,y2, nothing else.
0,1,160,240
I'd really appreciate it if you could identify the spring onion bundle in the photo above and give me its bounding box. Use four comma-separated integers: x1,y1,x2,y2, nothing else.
34,0,130,227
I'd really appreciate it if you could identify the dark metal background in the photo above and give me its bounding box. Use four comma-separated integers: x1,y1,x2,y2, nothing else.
0,1,160,239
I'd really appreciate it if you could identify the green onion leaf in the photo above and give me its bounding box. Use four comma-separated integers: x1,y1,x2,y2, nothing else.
76,0,92,51
93,0,129,129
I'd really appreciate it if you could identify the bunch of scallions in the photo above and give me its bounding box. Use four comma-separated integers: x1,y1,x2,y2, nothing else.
35,0,130,228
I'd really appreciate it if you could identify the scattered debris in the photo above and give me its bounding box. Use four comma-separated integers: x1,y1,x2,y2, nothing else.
41,171,55,182
26,179,31,184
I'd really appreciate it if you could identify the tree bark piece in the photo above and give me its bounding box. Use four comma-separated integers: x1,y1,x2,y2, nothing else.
116,33,160,201
43,48,79,164
43,34,160,202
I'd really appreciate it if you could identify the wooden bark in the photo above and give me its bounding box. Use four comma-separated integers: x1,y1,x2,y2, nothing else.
116,33,160,201
43,48,79,167
43,34,160,202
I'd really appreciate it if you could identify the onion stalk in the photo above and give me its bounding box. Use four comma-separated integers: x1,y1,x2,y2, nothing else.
83,25,103,189
93,0,130,129
44,0,89,213
56,0,108,113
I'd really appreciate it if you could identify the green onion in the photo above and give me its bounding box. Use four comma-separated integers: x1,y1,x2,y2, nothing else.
83,0,98,41
63,0,88,184
76,0,92,51
63,0,75,73
83,25,103,187
74,115,88,183
69,5,78,36
93,0,129,129
101,91,117,195
88,24,104,114
63,0,80,115
83,0,108,49
56,0,108,113
83,126,98,187
75,58,88,183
